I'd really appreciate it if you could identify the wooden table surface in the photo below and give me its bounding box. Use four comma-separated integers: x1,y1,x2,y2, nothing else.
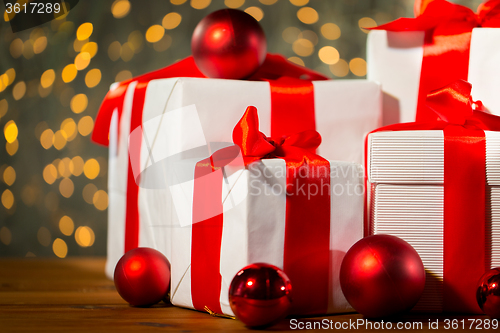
0,258,495,332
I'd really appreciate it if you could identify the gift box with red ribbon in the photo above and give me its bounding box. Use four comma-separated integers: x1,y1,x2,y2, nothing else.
367,0,500,125
169,106,363,316
366,80,500,313
92,54,381,288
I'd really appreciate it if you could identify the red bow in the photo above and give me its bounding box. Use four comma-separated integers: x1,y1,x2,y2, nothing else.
232,106,325,167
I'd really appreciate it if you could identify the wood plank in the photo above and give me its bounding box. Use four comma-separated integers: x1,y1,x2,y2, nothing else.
0,258,494,332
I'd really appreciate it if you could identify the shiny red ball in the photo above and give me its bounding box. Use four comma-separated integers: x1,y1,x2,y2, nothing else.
476,267,500,318
114,247,170,307
191,9,267,79
340,235,426,318
229,263,292,328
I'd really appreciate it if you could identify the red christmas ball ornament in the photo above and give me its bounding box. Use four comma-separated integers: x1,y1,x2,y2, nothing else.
476,267,500,318
191,9,267,79
340,234,426,318
229,263,292,328
114,247,171,306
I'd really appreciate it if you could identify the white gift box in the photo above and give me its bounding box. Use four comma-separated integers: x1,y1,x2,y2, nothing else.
367,28,500,125
169,158,364,316
105,77,382,280
367,130,500,312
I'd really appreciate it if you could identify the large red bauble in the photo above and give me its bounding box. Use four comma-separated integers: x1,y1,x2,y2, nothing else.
191,9,267,79
340,235,426,318
229,263,292,328
476,267,500,318
114,247,170,306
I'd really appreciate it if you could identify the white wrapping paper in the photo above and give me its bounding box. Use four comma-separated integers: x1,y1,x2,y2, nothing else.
105,78,382,280
169,158,364,315
367,28,500,125
367,130,500,312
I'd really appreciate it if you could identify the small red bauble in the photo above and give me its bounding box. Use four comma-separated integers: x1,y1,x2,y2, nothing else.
191,9,267,79
229,263,292,328
340,234,426,318
476,267,500,318
114,247,171,306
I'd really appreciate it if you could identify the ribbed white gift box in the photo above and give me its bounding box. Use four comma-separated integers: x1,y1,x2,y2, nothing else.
367,130,500,312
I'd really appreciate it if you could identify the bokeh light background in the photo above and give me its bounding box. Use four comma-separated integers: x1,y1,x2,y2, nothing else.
0,0,484,258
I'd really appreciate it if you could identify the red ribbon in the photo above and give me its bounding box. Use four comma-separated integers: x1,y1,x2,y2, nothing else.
191,106,331,315
368,79,500,313
371,0,500,122
92,54,328,254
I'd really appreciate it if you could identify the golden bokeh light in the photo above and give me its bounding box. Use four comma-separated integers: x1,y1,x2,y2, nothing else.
292,38,314,57
0,227,11,245
59,216,75,236
10,38,23,58
111,0,131,19
85,69,101,88
81,42,98,58
297,7,318,24
290,0,309,6
281,27,301,44
108,41,121,61
76,22,93,41
40,69,56,88
4,120,18,143
70,156,84,176
13,81,26,100
128,31,144,53
37,227,51,247
53,130,67,150
82,183,97,204
73,38,88,53
3,166,16,186
40,129,54,149
321,23,341,40
58,158,72,178
6,140,18,156
75,226,95,247
2,189,14,209
5,68,15,85
359,17,377,33
93,190,109,211
288,56,305,66
153,35,172,52
318,46,340,65
171,0,187,4
52,238,68,258
299,30,318,45
61,119,77,141
245,7,264,21
70,94,88,114
62,64,78,83
35,122,49,139
33,36,47,54
115,70,133,82
84,159,100,179
120,42,134,61
75,52,91,71
59,178,74,198
191,0,211,9
60,87,75,107
259,0,278,4
43,164,58,184
0,99,7,118
349,57,367,76
78,116,94,136
162,12,182,30
225,0,244,8
145,25,165,43
330,59,349,77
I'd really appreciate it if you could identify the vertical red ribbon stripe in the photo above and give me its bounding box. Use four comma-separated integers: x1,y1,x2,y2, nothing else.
443,125,485,313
